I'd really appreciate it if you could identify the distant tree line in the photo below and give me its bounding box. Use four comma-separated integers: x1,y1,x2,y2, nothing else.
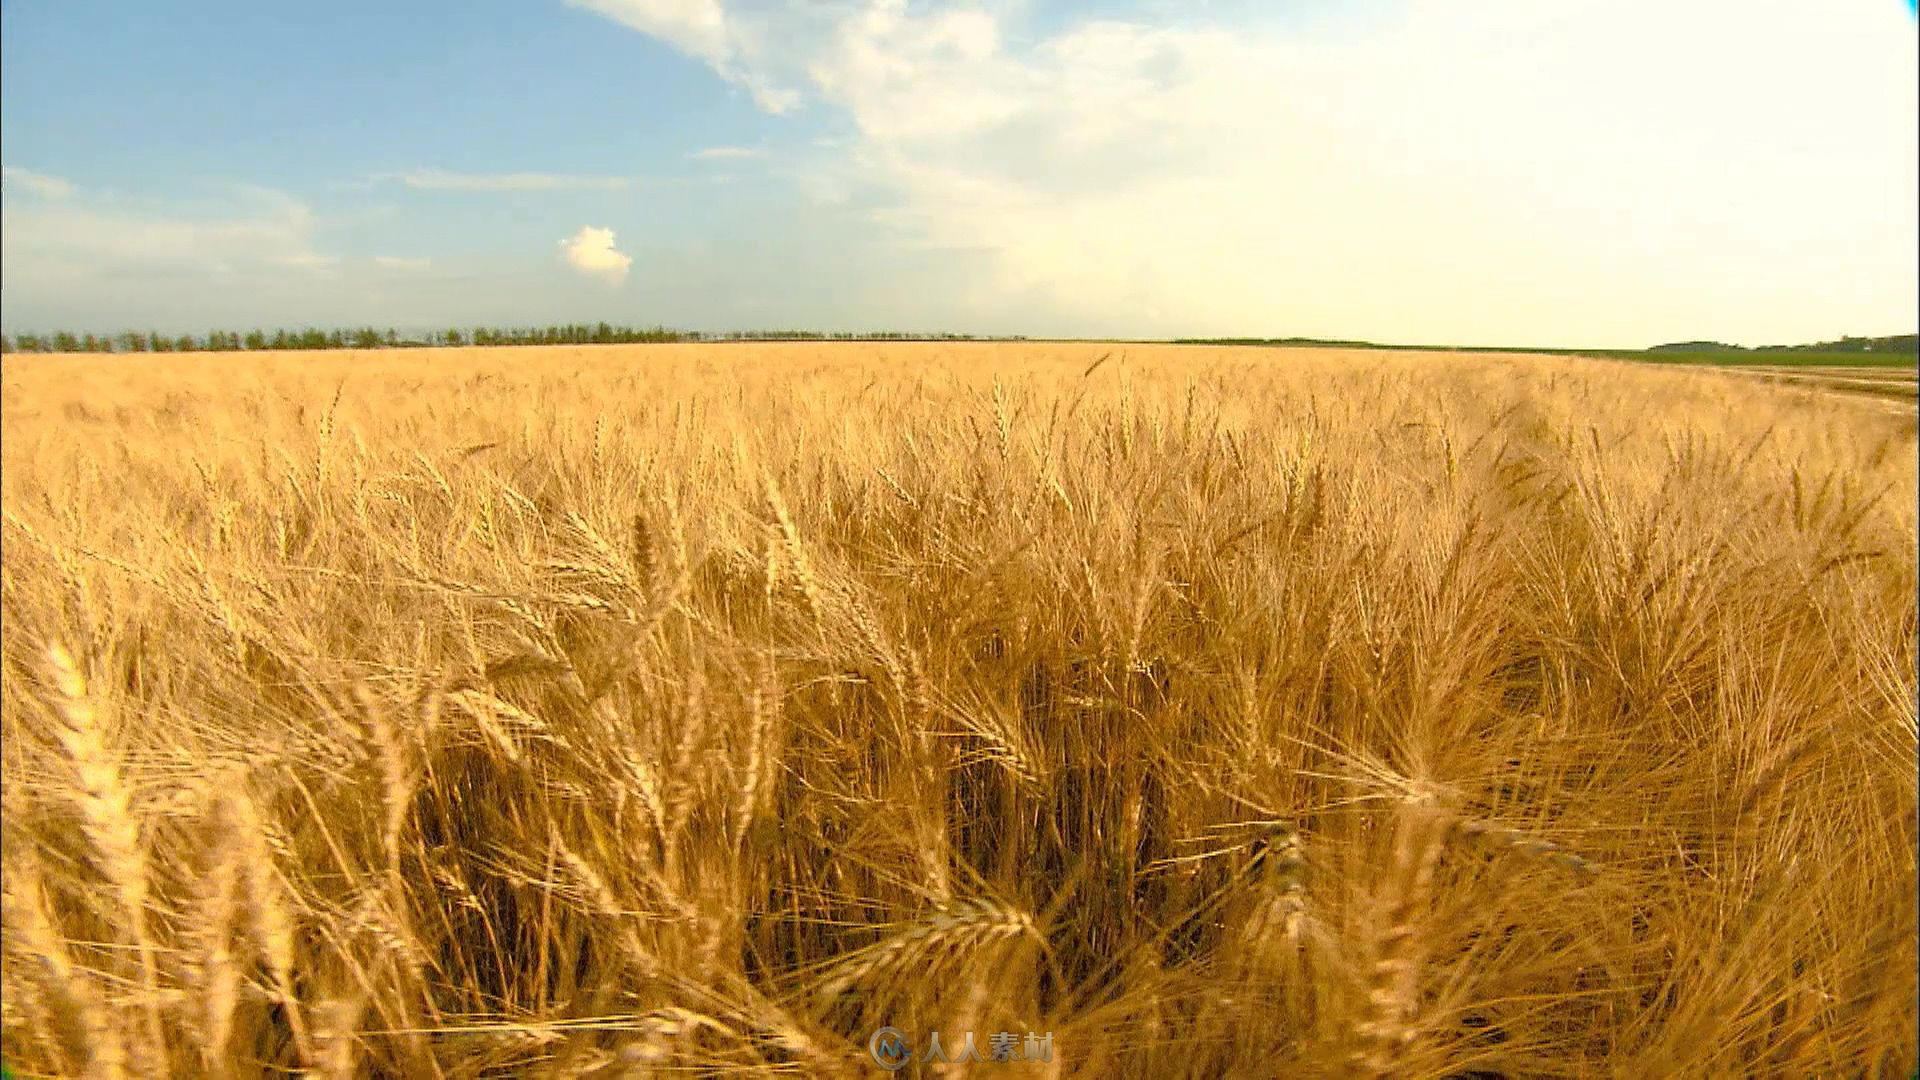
1173,336,1392,349
0,324,1025,354
1176,333,1919,357
1647,334,1918,355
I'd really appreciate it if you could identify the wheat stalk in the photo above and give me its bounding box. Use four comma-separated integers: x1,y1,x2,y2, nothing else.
2,856,126,1078
41,643,166,1072
189,787,246,1076
1349,800,1451,1078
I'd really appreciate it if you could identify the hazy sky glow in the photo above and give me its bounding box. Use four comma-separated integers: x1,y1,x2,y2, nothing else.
2,0,1914,346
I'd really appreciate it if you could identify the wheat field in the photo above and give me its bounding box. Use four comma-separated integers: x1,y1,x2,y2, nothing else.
1,343,1914,1078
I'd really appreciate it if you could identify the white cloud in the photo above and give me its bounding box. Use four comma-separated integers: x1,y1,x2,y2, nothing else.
560,225,633,284
691,146,764,160
373,255,433,271
580,0,1919,346
381,169,632,192
570,0,731,65
565,0,802,112
1,166,76,200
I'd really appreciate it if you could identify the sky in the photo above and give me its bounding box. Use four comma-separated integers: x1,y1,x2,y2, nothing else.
1,0,1914,347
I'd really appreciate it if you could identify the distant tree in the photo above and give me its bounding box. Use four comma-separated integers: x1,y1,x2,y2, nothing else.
51,331,79,352
245,330,268,350
385,328,399,347
148,332,171,353
176,333,198,352
444,328,465,347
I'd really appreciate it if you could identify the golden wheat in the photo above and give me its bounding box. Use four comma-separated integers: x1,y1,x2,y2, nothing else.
0,342,1913,1077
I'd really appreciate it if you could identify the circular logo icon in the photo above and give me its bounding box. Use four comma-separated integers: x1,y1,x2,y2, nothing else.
868,1026,912,1071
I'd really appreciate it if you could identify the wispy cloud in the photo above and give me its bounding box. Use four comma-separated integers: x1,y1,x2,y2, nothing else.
266,252,342,272
690,146,764,161
559,225,632,284
1,166,77,200
2,176,336,279
378,169,632,192
372,255,433,271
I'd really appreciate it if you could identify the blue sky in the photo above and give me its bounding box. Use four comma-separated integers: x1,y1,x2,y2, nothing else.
2,0,1915,346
